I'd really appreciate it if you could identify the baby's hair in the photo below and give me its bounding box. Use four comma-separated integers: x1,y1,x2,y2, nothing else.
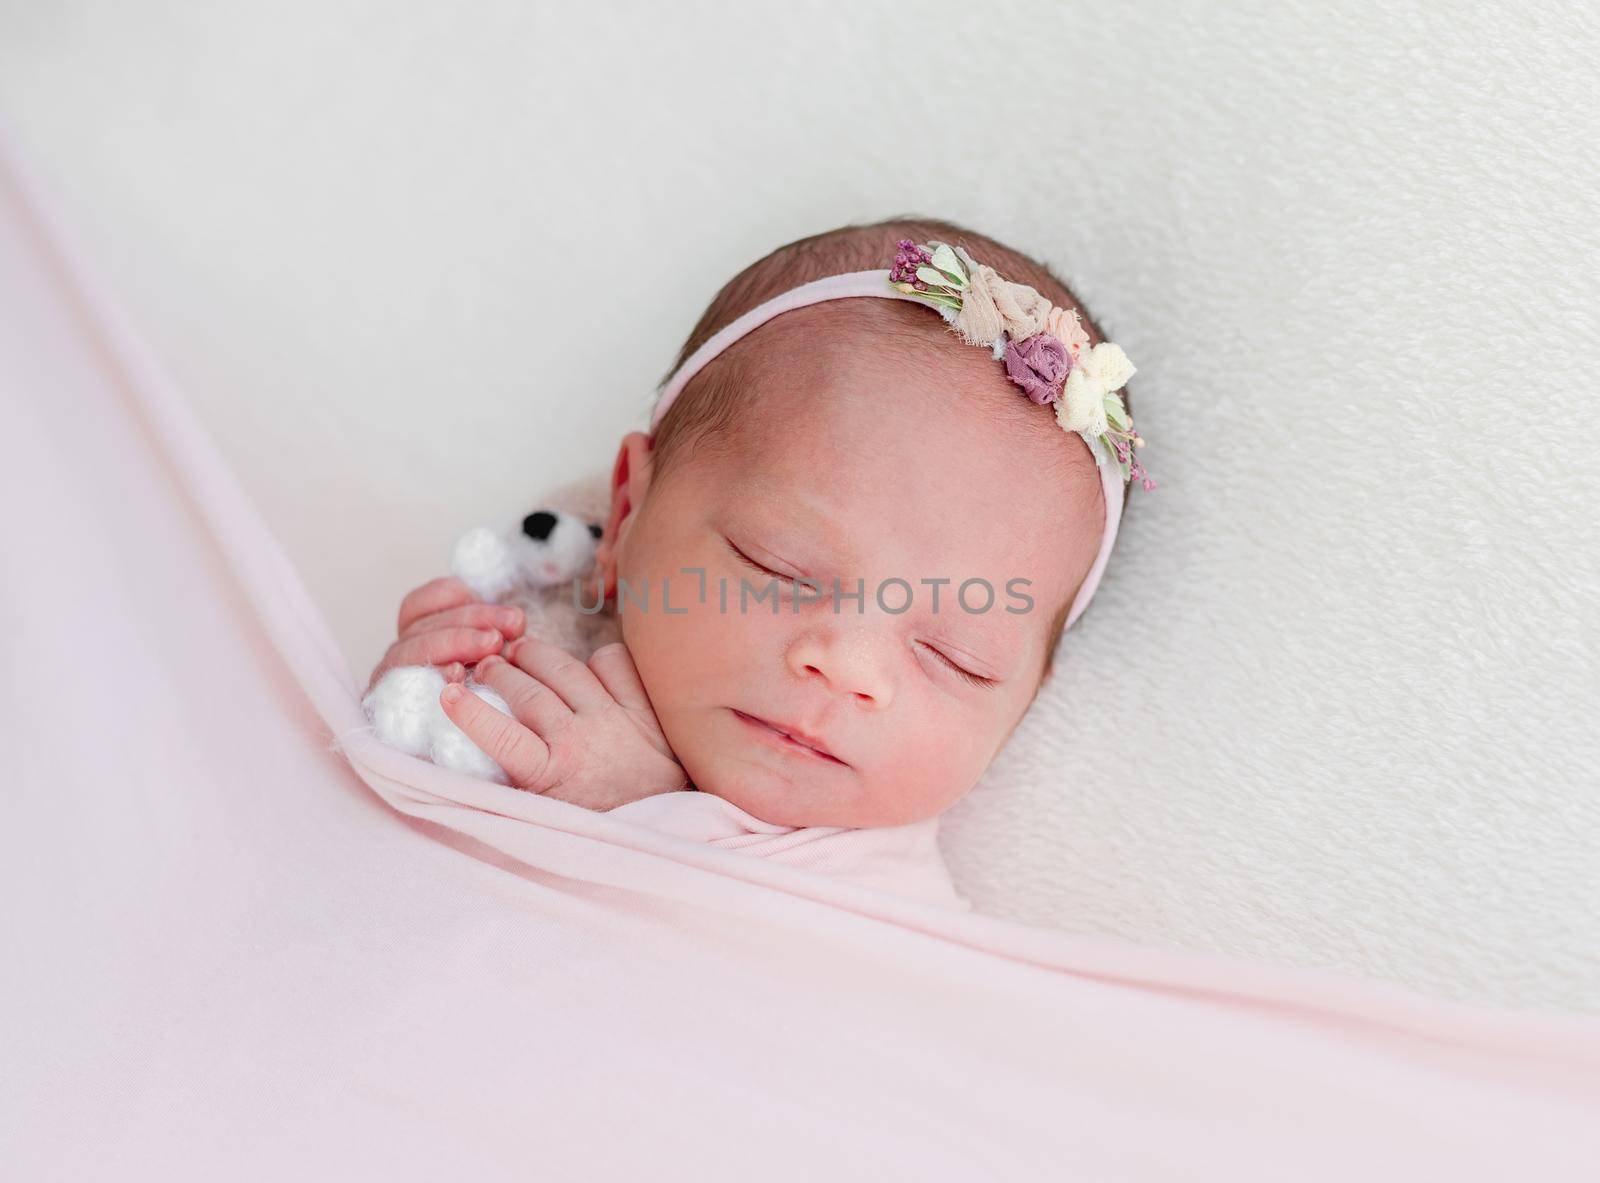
650,216,1134,686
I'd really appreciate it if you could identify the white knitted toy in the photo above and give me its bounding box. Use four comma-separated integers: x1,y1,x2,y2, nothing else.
362,472,621,783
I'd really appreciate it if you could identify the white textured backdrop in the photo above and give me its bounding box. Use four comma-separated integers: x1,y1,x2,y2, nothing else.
2,1,1595,1012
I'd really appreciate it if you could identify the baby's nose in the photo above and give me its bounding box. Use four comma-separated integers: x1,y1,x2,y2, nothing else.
786,631,893,708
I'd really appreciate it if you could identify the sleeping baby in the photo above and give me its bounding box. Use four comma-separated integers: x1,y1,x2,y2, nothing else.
365,218,1149,835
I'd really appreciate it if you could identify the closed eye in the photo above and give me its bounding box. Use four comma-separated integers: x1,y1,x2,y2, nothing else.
724,537,792,581
919,641,997,689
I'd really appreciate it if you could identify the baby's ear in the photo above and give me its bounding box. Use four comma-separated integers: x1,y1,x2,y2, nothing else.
593,432,655,596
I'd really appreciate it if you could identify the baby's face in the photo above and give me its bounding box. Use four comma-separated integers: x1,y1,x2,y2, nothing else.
602,311,1100,828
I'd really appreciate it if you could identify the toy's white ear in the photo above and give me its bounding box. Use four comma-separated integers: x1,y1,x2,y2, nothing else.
451,526,517,602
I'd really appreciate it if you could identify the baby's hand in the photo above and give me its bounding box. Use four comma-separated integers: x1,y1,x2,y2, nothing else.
366,576,525,695
440,636,689,810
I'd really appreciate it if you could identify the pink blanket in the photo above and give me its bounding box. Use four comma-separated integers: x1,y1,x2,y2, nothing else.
605,791,971,909
4,124,1597,1179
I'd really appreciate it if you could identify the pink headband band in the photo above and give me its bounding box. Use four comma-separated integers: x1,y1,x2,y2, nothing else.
649,247,1150,633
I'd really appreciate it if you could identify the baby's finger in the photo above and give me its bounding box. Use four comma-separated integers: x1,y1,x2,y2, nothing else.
474,654,574,737
384,626,505,672
397,576,477,636
505,634,610,712
442,662,467,683
439,682,554,791
586,642,653,714
401,601,524,641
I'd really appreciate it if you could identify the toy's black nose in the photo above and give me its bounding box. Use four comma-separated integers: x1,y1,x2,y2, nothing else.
588,523,603,540
522,511,558,541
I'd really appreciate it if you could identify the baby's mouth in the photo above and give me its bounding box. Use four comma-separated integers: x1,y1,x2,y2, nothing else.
730,709,847,766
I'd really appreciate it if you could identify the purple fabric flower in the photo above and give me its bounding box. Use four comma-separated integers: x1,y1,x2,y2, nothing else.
1002,331,1072,405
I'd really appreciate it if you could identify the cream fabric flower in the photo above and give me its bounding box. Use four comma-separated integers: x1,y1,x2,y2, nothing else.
1055,342,1136,440
948,244,1051,347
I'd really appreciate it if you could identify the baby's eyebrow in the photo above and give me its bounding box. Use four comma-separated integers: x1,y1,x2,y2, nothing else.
735,490,857,565
780,492,856,555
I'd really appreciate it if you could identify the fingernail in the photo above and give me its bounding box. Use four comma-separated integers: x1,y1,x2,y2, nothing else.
441,685,464,706
499,607,524,630
475,629,499,646
479,654,502,671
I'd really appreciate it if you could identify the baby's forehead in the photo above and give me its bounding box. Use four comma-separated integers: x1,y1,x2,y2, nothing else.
704,311,1100,598
730,304,1087,495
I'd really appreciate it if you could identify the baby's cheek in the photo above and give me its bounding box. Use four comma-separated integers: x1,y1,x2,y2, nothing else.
617,597,740,733
863,716,993,825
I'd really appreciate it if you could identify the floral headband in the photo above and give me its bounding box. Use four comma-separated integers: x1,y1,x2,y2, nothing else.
889,239,1152,491
649,240,1151,631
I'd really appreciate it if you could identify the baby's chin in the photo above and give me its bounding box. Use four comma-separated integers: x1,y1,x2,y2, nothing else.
682,747,948,830
662,704,964,829
682,750,853,829
664,714,856,828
